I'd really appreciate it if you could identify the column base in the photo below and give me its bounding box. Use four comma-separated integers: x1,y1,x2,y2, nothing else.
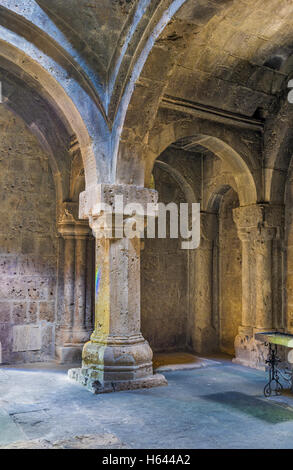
56,345,83,364
72,329,91,344
69,334,168,393
68,367,167,394
232,333,268,370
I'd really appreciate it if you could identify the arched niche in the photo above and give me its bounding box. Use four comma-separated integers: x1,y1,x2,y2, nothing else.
141,157,195,353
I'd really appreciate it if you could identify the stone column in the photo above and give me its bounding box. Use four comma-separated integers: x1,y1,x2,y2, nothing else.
63,236,75,344
85,236,94,332
235,228,253,336
73,236,89,343
254,228,275,331
233,204,284,368
68,184,167,393
56,202,91,363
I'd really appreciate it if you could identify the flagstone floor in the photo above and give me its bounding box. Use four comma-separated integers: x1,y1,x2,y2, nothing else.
1,355,293,449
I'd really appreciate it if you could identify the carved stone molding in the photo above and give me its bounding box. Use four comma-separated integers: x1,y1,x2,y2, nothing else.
58,202,90,239
200,212,218,242
79,184,158,240
79,184,158,220
233,204,284,230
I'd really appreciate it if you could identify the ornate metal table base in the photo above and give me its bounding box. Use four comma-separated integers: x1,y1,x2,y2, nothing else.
254,331,293,397
263,343,292,397
264,343,283,397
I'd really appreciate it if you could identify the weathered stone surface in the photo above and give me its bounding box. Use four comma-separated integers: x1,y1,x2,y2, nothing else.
0,433,126,449
141,163,188,352
12,325,41,352
3,0,293,384
0,107,57,363
219,188,241,355
68,367,167,394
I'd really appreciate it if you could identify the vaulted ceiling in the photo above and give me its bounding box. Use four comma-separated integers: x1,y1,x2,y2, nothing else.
2,0,293,121
35,0,139,81
1,0,293,189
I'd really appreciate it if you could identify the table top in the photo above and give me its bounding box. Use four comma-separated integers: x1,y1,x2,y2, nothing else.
255,331,293,347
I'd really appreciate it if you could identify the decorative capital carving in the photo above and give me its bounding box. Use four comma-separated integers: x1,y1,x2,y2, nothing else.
80,184,158,239
79,184,158,220
233,204,284,242
58,202,77,225
58,202,90,239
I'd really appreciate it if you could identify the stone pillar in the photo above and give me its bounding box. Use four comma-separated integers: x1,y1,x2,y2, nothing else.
63,236,75,344
68,184,167,393
235,229,253,336
85,236,94,333
192,212,218,354
254,228,275,331
73,236,88,343
56,202,91,363
233,204,284,368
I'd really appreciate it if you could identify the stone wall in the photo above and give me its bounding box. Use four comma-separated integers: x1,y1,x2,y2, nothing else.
141,147,242,356
141,164,188,352
0,107,57,364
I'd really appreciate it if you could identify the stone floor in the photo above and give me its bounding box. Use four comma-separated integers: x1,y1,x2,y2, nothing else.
1,354,293,449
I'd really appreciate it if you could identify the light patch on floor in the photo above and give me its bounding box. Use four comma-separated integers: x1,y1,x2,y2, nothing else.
153,352,220,371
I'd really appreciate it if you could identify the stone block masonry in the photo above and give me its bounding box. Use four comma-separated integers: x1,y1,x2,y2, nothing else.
0,107,57,364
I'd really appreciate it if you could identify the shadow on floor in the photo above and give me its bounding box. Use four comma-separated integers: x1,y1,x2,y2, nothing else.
202,391,293,424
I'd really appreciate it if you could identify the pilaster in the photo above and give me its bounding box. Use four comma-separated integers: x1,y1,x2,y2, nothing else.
56,202,92,363
232,204,284,369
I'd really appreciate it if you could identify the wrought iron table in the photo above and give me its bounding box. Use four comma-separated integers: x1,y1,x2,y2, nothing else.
255,332,293,397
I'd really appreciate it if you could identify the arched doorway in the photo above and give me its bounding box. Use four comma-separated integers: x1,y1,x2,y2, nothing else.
141,139,243,359
141,157,190,352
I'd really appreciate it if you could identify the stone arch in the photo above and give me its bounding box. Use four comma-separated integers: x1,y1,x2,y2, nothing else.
70,151,86,203
112,0,190,182
206,184,242,355
2,101,65,206
206,185,233,213
145,121,258,206
141,157,192,353
113,0,260,184
155,160,196,204
0,41,102,188
264,100,293,204
0,3,105,107
0,63,72,206
206,184,237,214
114,0,278,192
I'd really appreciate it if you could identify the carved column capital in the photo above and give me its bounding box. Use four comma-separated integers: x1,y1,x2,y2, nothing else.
233,204,284,241
79,184,158,218
58,202,90,239
81,184,158,240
